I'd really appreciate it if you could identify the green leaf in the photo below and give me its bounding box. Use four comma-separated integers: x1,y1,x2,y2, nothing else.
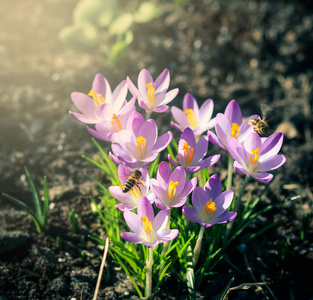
216,277,235,300
133,2,164,24
108,30,134,64
43,176,50,227
2,193,42,234
109,13,134,35
24,167,42,224
73,0,117,27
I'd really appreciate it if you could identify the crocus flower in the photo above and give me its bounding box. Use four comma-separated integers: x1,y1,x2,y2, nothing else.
171,93,215,136
87,96,136,141
208,99,259,151
121,197,179,248
110,111,173,169
182,174,237,228
150,162,197,210
127,68,179,114
109,165,154,211
168,127,220,174
70,73,129,124
227,131,286,182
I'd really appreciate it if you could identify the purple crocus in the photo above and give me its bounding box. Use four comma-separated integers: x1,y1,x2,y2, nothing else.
227,131,286,182
70,73,130,124
109,165,154,211
171,93,215,136
127,68,179,114
110,111,173,169
168,127,220,174
182,174,237,228
121,197,179,248
150,162,197,210
208,99,259,151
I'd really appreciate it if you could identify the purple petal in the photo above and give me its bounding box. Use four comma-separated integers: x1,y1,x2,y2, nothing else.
121,232,143,244
111,80,128,111
191,187,207,211
157,161,172,184
224,99,242,126
87,126,111,141
207,131,226,150
233,161,250,175
153,105,169,113
243,132,262,154
126,76,142,99
215,113,231,148
168,154,179,168
138,69,154,94
215,211,237,223
171,106,188,125
181,127,196,146
71,92,97,118
198,99,214,123
227,137,247,166
181,177,197,198
192,135,208,162
259,155,286,172
92,74,112,101
183,93,200,117
139,120,157,151
260,132,284,158
69,111,98,124
168,166,186,196
153,131,173,152
138,197,154,221
204,174,222,200
214,190,234,215
153,209,169,232
198,154,221,169
154,69,170,92
251,172,273,182
123,211,142,233
158,229,179,243
160,89,179,106
182,205,202,224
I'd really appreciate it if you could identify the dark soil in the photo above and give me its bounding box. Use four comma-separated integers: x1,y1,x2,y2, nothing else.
1,0,313,299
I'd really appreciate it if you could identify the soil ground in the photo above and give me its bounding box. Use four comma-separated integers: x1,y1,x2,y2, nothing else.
0,0,313,299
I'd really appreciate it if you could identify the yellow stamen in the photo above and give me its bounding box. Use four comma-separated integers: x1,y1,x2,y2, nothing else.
182,142,193,165
230,123,240,139
141,215,152,234
146,82,155,102
250,148,260,164
119,184,123,190
205,198,216,215
130,186,141,199
184,108,198,128
168,181,179,199
88,89,105,107
136,136,146,151
111,113,123,132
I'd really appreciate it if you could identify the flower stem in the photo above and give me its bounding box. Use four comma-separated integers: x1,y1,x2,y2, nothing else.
145,247,154,298
226,153,234,191
145,110,152,120
234,175,250,212
193,226,205,266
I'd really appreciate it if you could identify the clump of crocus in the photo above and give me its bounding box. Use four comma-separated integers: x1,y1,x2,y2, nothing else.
208,99,259,151
127,68,179,118
168,127,220,174
110,111,173,170
150,162,197,210
171,93,215,136
109,165,154,211
227,131,286,183
182,174,236,265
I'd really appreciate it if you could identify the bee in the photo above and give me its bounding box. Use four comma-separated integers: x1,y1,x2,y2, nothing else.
248,104,272,135
122,170,142,193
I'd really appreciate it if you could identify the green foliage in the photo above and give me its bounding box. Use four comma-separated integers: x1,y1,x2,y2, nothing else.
59,0,165,64
69,208,80,234
2,167,50,234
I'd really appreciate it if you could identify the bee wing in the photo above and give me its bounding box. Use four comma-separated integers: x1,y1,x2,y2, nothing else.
260,103,274,122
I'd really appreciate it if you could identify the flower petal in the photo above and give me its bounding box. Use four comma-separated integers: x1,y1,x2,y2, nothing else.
224,99,242,125
154,69,170,92
258,154,286,172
